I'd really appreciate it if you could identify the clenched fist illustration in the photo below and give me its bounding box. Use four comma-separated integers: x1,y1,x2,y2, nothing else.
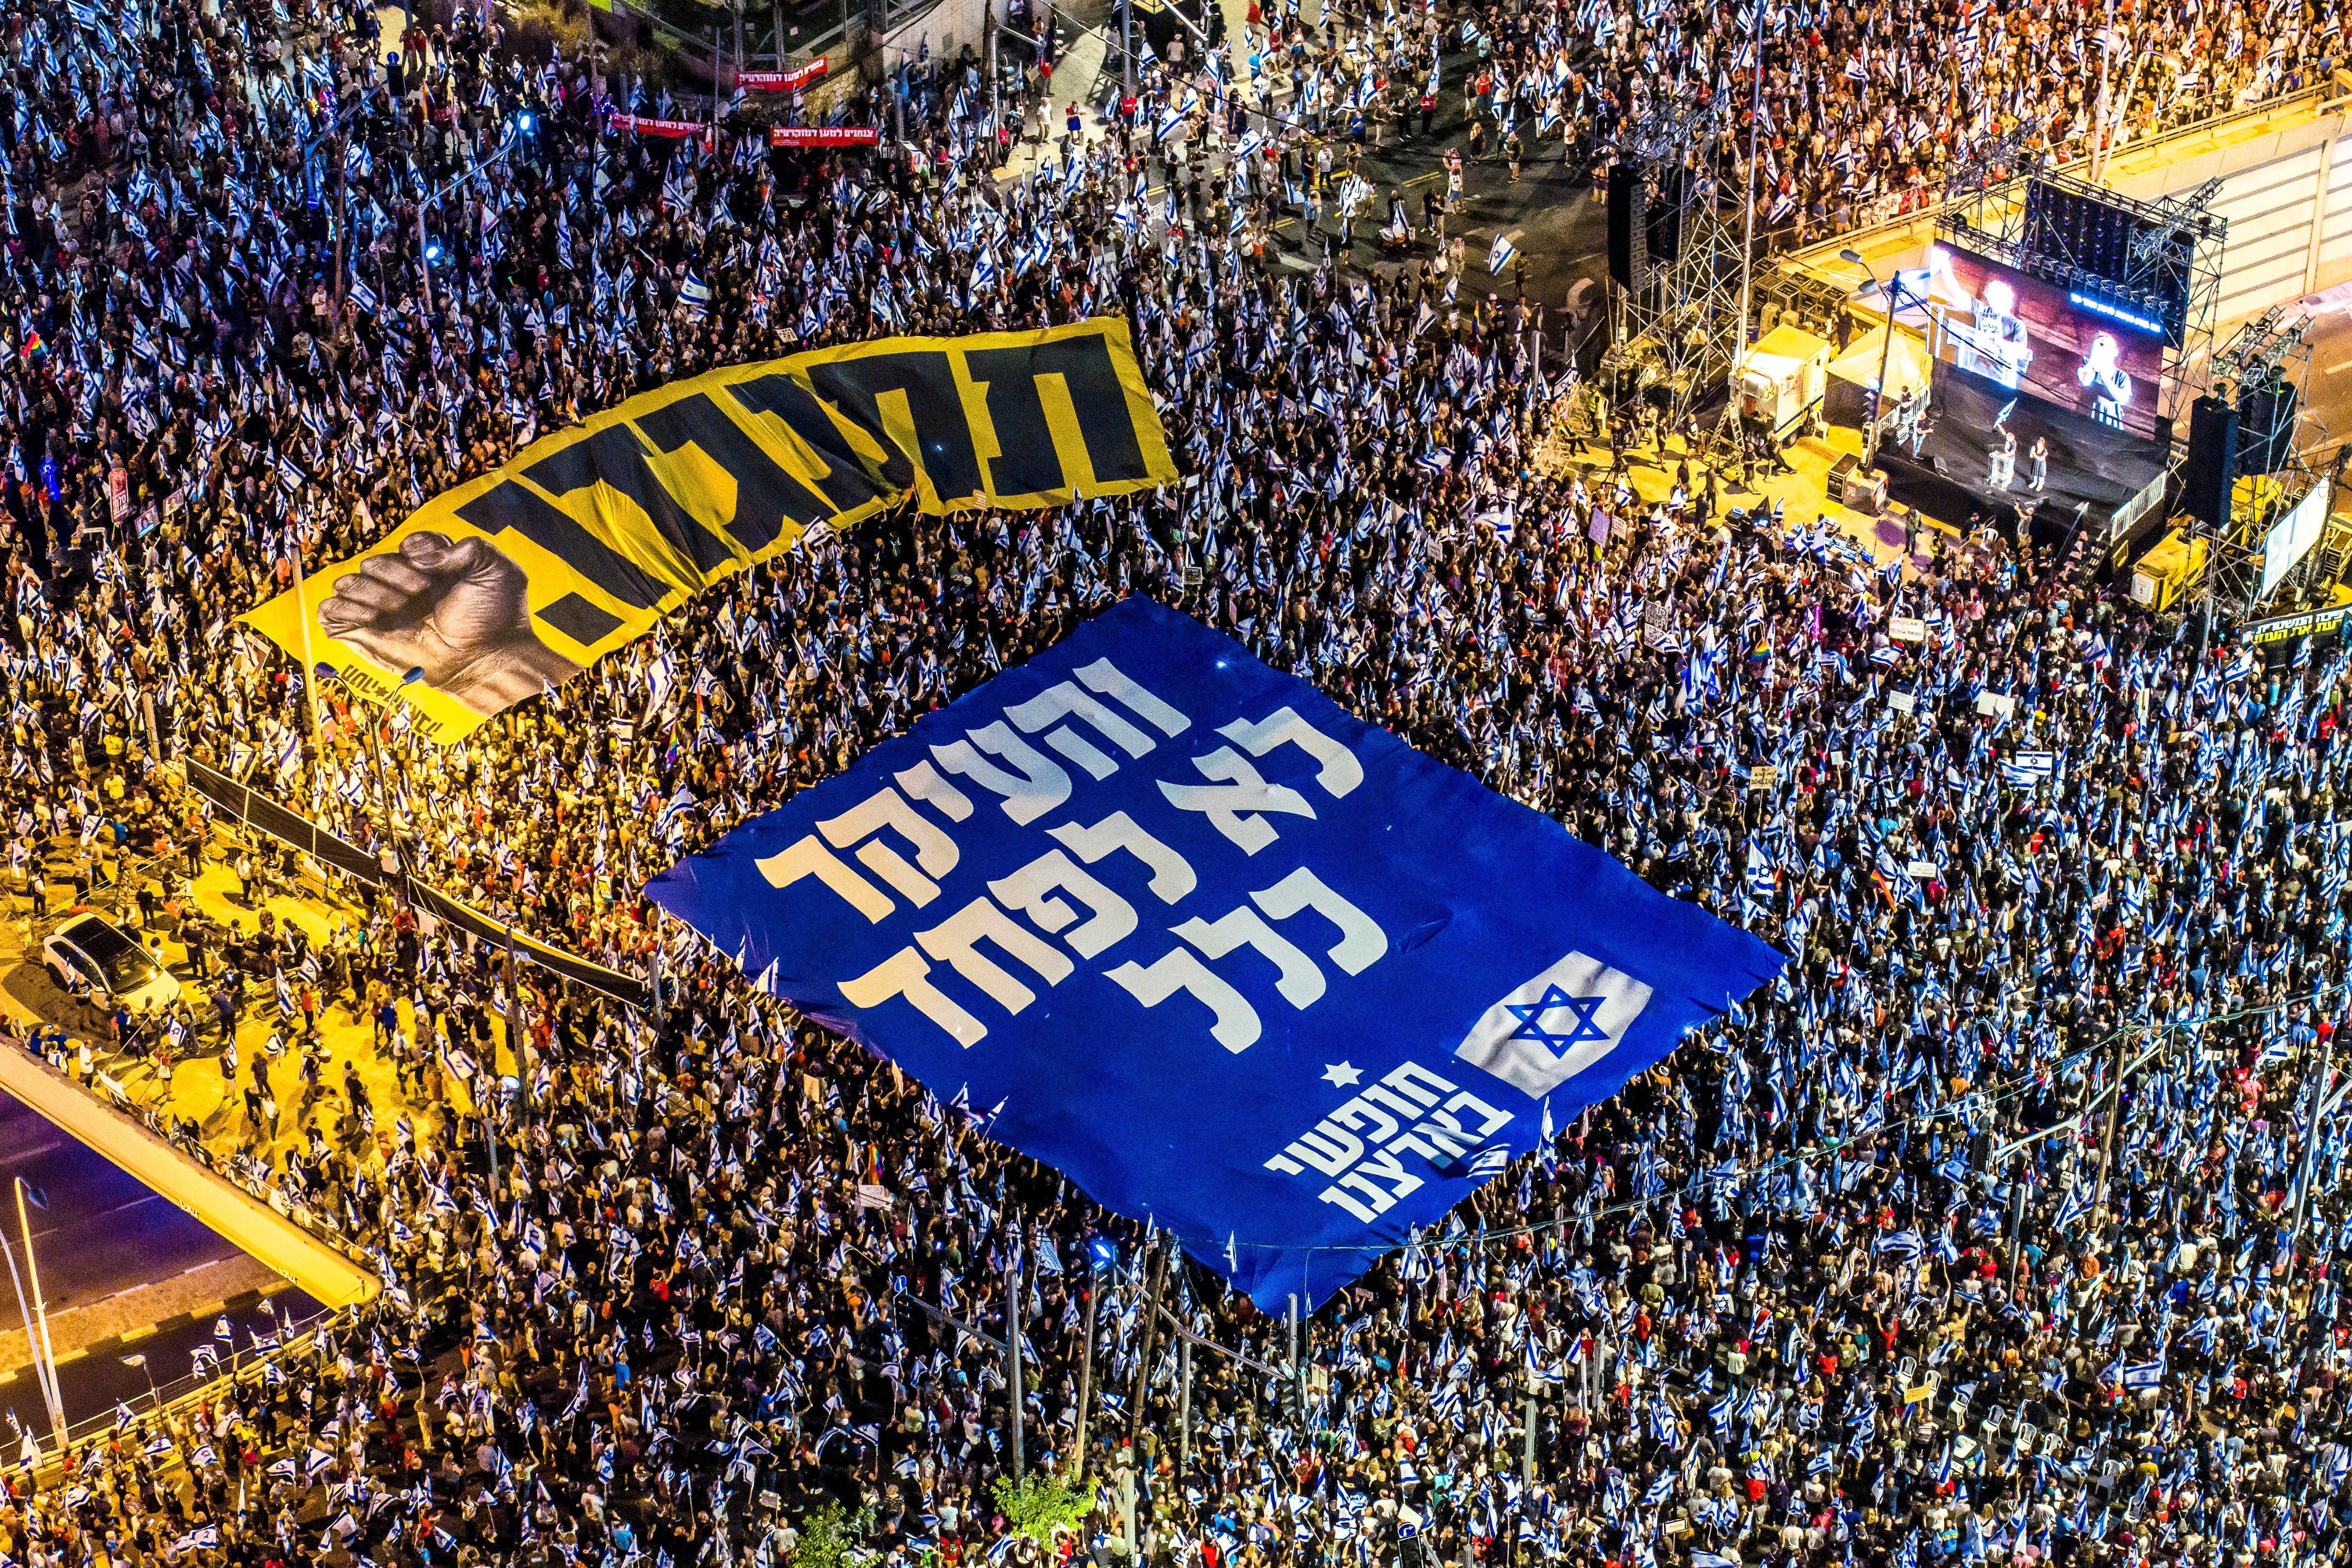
317,532,583,716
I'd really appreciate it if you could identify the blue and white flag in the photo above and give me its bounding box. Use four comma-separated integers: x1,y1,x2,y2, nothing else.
647,598,1784,1309
2000,751,2055,786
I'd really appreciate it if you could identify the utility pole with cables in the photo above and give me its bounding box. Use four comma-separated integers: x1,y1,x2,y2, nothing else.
12,1181,60,1449
1006,1241,1025,1483
1125,1236,1171,1445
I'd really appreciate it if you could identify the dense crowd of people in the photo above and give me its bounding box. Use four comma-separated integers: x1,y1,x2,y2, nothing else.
0,0,2348,1567
1121,0,2349,253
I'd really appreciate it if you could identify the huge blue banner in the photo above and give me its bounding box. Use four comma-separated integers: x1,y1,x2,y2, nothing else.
646,597,1785,1310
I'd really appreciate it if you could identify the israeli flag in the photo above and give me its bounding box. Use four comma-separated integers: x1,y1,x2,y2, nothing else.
1487,232,1518,274
1876,1228,1924,1261
2053,1181,2093,1233
2000,752,2056,786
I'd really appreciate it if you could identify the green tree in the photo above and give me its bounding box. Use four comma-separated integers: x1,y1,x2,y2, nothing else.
992,1471,1094,1549
792,1502,875,1568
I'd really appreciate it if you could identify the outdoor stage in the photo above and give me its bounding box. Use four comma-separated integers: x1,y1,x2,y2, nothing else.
1876,360,2171,551
1534,412,1968,578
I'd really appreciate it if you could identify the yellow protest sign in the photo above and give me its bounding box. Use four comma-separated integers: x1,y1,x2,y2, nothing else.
242,318,1176,743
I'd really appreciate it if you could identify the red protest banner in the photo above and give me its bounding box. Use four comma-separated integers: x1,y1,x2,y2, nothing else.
767,126,881,146
739,59,829,92
608,113,708,138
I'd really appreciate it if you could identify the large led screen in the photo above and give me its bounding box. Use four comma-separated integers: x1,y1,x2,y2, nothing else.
1922,244,2166,440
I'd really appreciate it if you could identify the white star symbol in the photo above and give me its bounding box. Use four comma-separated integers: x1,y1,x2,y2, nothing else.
1322,1062,1364,1088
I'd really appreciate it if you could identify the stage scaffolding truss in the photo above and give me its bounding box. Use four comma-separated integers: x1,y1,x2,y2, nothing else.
2202,307,2321,619
1602,85,1741,430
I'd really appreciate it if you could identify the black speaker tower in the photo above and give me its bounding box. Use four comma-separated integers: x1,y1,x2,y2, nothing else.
2236,377,2301,475
1606,165,1646,291
2184,394,2238,531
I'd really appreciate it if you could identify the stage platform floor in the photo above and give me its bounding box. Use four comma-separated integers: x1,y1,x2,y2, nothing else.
1534,416,1972,579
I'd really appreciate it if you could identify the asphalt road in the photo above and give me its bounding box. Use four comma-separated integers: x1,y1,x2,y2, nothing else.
0,1084,231,1315
0,1082,321,1432
1249,99,1614,333
34,1294,324,1433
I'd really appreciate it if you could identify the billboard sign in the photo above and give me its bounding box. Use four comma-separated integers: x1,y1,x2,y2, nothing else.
2261,482,2331,601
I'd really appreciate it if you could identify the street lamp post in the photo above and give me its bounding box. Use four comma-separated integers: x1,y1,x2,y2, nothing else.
1005,1241,1024,1483
1841,248,1921,475
0,1230,60,1445
13,1180,60,1448
417,119,528,320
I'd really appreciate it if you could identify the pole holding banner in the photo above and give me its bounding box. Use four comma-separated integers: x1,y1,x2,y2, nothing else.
1006,1242,1025,1482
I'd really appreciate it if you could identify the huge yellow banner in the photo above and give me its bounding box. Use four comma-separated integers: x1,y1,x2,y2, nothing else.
242,319,1177,743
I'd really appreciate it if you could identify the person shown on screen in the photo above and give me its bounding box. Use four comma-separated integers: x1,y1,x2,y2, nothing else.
2076,331,2135,427
1961,277,2034,390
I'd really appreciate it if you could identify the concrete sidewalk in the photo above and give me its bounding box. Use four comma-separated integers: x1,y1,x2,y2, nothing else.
0,1046,376,1311
0,1253,286,1381
995,23,1109,182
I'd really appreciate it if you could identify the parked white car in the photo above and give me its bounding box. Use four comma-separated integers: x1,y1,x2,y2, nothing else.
40,912,182,1011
